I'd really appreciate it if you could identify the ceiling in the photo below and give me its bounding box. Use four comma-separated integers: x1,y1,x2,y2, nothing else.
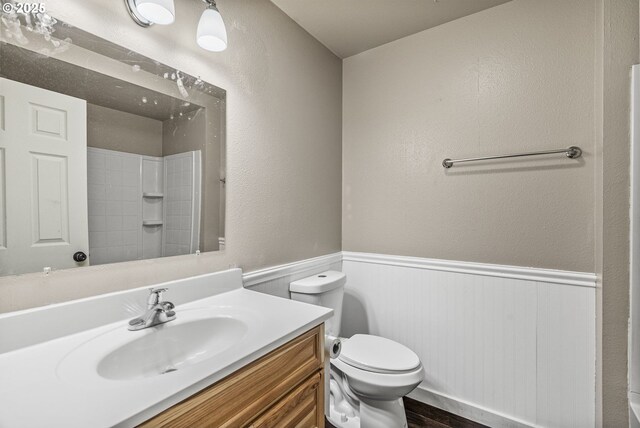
270,0,512,58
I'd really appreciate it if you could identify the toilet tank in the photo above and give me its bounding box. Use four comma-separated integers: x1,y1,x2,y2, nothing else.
290,271,345,337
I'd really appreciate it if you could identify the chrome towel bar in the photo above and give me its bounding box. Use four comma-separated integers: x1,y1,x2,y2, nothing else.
442,146,582,169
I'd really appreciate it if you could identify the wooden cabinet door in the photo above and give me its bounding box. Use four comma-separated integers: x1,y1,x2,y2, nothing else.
250,371,324,428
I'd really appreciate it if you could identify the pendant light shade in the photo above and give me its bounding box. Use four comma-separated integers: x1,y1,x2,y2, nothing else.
125,0,228,52
197,5,228,52
135,0,175,25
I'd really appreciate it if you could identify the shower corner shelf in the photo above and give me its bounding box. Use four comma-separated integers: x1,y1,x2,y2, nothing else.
142,192,164,198
142,220,163,226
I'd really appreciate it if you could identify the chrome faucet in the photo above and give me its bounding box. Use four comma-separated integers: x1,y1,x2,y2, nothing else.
128,288,176,331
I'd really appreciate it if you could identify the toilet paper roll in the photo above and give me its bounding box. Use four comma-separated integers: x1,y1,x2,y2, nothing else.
326,335,342,359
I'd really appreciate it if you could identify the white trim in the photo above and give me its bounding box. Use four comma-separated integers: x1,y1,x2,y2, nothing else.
242,252,342,287
630,392,640,428
243,251,597,288
630,64,640,401
342,251,596,288
409,386,534,428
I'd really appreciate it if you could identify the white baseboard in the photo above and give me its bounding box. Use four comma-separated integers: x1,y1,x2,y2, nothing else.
409,386,534,428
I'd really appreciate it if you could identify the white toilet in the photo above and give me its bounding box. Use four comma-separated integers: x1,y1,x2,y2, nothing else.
290,271,424,428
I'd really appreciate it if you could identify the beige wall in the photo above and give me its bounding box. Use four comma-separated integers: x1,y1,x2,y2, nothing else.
0,0,342,312
597,0,638,426
343,0,638,425
162,109,207,157
343,0,596,272
87,104,163,156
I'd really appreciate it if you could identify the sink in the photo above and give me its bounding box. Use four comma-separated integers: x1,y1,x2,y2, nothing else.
57,307,258,383
98,317,247,380
0,274,335,428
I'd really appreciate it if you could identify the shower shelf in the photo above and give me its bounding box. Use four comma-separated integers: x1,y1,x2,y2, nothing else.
142,192,164,198
142,220,163,226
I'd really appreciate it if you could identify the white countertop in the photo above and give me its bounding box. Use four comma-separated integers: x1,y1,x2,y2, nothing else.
0,286,332,427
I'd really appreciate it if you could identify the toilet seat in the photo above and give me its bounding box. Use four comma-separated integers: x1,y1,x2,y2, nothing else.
338,334,421,374
331,356,425,401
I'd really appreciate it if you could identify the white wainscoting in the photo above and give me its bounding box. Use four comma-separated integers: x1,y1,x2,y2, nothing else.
341,252,596,428
240,251,596,427
243,252,343,299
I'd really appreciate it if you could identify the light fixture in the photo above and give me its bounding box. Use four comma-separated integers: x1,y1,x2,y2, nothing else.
125,0,175,26
125,0,228,52
197,0,228,52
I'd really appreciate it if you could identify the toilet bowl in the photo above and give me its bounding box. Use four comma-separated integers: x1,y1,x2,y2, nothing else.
329,334,424,428
290,271,424,428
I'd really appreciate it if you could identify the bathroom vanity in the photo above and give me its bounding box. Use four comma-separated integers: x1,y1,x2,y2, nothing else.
0,269,332,427
140,325,324,427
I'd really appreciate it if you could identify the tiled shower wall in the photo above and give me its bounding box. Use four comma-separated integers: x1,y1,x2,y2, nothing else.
87,148,141,265
87,148,201,265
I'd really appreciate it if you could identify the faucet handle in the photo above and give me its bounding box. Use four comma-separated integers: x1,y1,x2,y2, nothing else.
147,287,168,307
128,317,145,328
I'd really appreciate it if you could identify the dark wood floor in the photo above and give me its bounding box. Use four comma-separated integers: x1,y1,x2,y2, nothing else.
325,397,489,428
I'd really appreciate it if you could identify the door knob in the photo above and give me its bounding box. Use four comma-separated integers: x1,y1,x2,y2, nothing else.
73,251,87,262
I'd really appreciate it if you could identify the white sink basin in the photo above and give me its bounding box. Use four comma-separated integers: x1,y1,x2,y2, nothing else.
98,317,248,380
57,307,259,383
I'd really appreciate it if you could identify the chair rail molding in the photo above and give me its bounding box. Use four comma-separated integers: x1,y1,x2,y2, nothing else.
341,251,596,288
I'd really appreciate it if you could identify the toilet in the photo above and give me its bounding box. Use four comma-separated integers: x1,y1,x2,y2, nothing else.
290,271,424,428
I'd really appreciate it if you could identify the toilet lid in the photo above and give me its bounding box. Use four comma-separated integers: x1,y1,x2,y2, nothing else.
338,334,421,374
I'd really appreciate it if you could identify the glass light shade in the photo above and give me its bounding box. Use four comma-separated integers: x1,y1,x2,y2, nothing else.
135,0,175,25
197,8,228,52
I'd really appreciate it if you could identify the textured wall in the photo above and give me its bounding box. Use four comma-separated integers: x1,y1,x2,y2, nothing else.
343,0,596,272
0,0,342,312
597,0,639,426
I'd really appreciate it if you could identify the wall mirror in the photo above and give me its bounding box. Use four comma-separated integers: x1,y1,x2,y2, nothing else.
0,13,226,277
